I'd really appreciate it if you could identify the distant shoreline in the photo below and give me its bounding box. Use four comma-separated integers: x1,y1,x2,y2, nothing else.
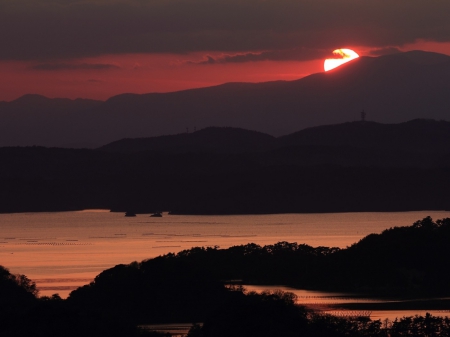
1,208,449,215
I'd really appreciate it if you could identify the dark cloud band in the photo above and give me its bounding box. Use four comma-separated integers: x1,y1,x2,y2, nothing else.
192,48,331,64
31,63,120,71
1,0,450,60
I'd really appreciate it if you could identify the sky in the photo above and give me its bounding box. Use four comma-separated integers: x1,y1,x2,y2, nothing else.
2,0,450,101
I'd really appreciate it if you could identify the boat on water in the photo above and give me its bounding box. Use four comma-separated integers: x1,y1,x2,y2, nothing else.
150,212,162,217
125,211,136,217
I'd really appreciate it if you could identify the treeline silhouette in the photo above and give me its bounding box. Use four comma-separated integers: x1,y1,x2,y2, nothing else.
1,121,450,214
69,216,447,298
0,265,159,336
1,217,450,336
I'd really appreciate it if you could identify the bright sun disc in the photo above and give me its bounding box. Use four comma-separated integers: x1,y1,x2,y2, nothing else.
324,49,359,71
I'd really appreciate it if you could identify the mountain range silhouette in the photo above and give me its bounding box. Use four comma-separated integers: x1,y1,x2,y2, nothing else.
1,50,450,148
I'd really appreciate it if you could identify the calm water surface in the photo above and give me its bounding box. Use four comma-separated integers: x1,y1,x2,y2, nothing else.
1,210,449,303
245,285,450,321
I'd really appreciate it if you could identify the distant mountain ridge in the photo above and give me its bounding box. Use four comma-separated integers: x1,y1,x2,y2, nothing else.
0,95,102,148
2,50,450,148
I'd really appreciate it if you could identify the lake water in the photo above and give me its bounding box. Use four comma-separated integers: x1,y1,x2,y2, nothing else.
1,209,449,320
245,285,450,321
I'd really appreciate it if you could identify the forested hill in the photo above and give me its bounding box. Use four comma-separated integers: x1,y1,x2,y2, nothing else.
99,126,276,154
277,119,450,154
100,119,450,155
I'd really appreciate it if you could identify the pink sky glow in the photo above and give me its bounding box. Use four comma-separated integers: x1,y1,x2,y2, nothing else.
1,41,450,102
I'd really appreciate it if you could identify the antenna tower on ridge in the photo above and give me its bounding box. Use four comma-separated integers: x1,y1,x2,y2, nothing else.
360,109,366,122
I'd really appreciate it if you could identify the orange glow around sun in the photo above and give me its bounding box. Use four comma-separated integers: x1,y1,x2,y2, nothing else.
324,49,359,71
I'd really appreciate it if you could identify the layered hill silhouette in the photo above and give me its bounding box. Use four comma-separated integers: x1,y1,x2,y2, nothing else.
1,50,450,148
1,119,450,213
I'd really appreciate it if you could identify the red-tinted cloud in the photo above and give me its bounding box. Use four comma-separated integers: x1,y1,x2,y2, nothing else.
368,47,403,56
31,63,121,71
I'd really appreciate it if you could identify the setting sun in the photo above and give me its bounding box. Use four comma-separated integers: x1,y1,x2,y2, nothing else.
324,49,359,71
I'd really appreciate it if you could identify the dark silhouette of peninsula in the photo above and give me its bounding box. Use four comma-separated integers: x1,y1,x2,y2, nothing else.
1,50,450,148
1,119,450,214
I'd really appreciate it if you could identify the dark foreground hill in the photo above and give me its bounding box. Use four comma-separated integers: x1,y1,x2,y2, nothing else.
1,50,450,148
